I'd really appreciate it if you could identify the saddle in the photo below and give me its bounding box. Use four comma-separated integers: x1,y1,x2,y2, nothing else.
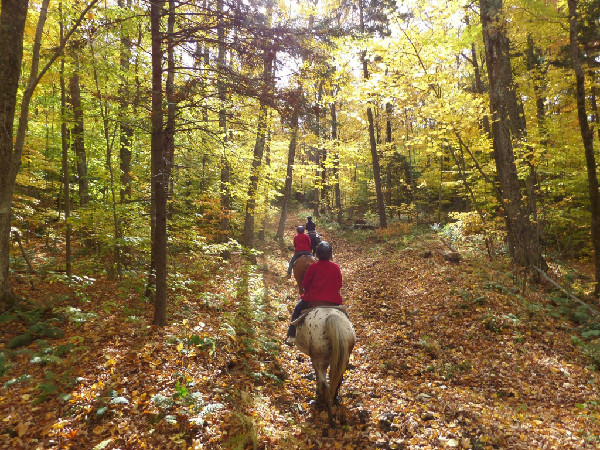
290,304,349,326
292,254,315,268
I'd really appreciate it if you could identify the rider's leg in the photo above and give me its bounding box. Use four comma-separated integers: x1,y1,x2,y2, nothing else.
287,253,298,276
287,300,310,337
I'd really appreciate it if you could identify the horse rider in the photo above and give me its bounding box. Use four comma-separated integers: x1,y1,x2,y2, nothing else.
305,216,316,233
286,226,313,279
285,241,342,346
305,216,320,253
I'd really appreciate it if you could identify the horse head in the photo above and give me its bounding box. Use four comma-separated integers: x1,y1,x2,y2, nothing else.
292,254,316,294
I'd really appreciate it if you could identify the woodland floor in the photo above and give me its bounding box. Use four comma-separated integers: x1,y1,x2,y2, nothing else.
1,213,600,450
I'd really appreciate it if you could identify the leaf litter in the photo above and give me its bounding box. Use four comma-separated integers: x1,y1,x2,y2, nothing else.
0,216,599,449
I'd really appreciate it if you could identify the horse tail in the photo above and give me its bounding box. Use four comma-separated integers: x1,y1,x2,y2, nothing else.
325,314,352,405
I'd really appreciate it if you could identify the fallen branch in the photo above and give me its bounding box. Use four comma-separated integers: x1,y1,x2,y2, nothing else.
532,266,599,316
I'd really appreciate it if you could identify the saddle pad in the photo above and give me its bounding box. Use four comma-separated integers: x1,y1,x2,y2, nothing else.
290,305,349,326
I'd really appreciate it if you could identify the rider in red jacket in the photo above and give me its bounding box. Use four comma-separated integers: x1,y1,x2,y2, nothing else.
286,226,313,278
285,241,342,345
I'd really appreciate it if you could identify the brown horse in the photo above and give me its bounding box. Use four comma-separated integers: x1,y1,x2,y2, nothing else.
292,254,316,294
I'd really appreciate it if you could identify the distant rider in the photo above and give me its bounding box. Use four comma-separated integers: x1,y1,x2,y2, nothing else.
305,216,320,254
285,241,342,345
286,226,313,279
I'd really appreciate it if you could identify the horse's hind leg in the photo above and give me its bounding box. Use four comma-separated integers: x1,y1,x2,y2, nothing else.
312,359,335,428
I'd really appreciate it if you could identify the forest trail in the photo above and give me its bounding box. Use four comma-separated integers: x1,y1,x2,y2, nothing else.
1,214,600,450
267,215,600,449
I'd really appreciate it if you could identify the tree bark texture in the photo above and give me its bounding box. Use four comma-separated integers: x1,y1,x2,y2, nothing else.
60,19,72,279
242,47,274,248
331,101,342,224
479,0,543,269
216,0,231,251
151,0,167,326
276,90,301,241
359,0,387,228
0,0,30,309
69,69,89,206
568,0,600,294
119,0,133,203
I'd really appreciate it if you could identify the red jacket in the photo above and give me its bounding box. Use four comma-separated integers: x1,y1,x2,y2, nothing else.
301,260,343,304
294,233,312,252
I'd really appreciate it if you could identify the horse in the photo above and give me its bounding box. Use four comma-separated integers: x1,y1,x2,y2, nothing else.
292,254,316,294
294,307,356,428
307,231,321,255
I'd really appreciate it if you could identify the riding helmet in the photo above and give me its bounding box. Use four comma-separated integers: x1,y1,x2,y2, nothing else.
316,241,333,260
307,216,312,221
297,225,305,233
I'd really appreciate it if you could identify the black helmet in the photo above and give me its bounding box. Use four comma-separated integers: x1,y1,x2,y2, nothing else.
316,241,332,260
307,216,313,221
297,226,305,233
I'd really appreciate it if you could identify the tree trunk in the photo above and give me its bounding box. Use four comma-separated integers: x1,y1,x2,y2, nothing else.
276,89,301,241
470,41,491,135
0,0,31,309
568,0,600,295
0,0,95,308
332,101,342,224
119,0,133,203
313,81,323,218
243,47,274,248
60,15,72,279
385,102,393,209
259,129,271,241
151,0,167,326
359,0,387,228
69,68,88,206
216,0,231,255
479,0,544,269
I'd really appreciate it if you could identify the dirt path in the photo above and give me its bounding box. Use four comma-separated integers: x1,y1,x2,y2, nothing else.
1,215,598,450
269,217,600,449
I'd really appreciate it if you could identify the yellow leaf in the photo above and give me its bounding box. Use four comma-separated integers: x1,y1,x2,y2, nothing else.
16,422,28,437
176,342,184,352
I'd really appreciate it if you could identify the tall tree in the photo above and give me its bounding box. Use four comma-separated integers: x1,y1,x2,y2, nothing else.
479,0,544,269
359,0,387,228
0,0,29,308
332,100,342,223
119,0,134,203
0,0,97,308
568,0,600,295
276,88,302,241
60,6,72,278
69,62,88,205
151,0,168,326
242,46,274,248
217,0,231,254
